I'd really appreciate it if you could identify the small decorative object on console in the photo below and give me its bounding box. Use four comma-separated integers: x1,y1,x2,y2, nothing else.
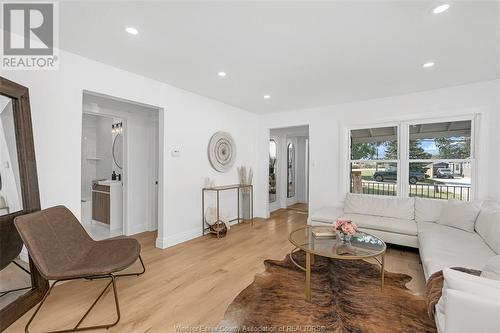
333,218,358,242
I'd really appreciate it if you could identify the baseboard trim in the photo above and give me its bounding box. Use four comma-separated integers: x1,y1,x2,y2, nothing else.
156,228,201,249
155,216,267,249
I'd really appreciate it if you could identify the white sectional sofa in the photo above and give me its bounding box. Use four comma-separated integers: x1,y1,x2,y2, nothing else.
309,193,500,333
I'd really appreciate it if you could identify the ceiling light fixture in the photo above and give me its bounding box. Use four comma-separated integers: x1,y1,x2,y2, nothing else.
263,94,271,99
217,71,227,77
125,27,139,35
433,4,450,14
423,62,435,68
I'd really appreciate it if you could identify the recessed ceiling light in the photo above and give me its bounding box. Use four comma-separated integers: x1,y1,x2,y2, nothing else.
125,27,139,35
263,94,271,99
433,4,450,14
423,62,435,68
217,71,227,77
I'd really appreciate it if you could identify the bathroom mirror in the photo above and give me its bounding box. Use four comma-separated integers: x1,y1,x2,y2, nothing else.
112,132,123,170
0,76,47,331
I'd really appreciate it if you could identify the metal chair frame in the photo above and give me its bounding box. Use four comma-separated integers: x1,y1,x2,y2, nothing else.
24,255,145,333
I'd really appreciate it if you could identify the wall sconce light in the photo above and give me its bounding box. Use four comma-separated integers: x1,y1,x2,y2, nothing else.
112,122,123,134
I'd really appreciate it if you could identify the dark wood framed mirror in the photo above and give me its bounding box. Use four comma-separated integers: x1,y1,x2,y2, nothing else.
0,76,48,331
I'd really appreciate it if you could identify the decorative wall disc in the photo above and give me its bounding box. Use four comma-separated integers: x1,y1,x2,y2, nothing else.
208,131,236,172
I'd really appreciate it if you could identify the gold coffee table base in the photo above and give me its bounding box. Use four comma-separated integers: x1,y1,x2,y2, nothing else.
289,227,387,302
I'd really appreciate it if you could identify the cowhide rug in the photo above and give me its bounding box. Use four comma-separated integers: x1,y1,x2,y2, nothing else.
219,251,436,333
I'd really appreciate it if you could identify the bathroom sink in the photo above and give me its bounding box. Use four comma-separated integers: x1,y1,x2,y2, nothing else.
98,180,122,186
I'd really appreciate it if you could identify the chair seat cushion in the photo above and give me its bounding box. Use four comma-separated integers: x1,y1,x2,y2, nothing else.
57,238,141,280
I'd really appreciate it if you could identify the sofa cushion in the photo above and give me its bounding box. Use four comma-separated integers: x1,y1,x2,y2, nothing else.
443,288,500,333
344,193,415,220
309,206,344,224
439,268,500,333
414,197,445,223
417,221,495,278
481,255,500,281
437,200,481,233
475,202,500,254
343,213,417,236
443,268,500,300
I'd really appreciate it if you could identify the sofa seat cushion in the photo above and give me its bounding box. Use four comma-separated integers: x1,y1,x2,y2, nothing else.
344,193,415,220
417,221,495,278
309,206,344,224
342,213,417,236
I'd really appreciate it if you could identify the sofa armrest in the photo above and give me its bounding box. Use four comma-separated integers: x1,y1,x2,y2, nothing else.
444,288,500,333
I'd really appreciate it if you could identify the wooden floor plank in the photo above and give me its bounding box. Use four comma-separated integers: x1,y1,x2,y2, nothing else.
5,209,425,333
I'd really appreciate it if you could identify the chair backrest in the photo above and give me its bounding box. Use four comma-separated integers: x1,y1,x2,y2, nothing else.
14,206,95,279
0,219,24,271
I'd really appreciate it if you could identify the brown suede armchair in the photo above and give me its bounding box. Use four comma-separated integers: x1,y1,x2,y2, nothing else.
14,205,145,333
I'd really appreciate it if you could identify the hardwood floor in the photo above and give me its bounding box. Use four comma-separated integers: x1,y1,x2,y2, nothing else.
0,261,31,310
5,209,425,333
287,202,308,212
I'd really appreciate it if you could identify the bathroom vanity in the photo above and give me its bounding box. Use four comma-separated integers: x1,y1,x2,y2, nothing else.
92,180,123,232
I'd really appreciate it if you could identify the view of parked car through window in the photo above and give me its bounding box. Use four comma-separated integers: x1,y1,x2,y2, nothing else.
350,120,472,200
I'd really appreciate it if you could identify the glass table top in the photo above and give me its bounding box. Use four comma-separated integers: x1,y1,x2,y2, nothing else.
289,226,386,259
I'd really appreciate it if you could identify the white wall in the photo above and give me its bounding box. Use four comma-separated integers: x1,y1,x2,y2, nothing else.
95,116,113,180
256,80,500,217
488,83,500,201
81,114,97,199
2,48,257,249
295,136,308,204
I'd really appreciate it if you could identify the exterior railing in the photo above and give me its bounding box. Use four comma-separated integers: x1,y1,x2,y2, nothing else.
351,181,471,201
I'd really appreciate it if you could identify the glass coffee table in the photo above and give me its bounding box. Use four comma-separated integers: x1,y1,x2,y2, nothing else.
289,226,387,301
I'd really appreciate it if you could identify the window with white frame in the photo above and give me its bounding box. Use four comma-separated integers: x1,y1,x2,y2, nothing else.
407,120,472,201
348,118,474,201
349,125,399,197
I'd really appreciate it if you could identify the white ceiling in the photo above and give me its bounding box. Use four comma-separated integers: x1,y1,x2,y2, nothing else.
60,1,500,114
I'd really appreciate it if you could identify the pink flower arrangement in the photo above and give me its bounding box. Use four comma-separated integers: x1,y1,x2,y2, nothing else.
333,218,358,236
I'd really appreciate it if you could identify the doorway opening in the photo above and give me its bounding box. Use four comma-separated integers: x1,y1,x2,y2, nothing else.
268,125,309,214
81,91,161,240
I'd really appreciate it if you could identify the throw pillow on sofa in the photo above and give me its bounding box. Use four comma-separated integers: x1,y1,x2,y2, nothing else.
481,255,500,281
475,205,500,254
437,200,481,232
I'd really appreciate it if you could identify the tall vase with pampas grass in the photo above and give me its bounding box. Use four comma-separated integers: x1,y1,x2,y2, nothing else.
237,166,253,220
